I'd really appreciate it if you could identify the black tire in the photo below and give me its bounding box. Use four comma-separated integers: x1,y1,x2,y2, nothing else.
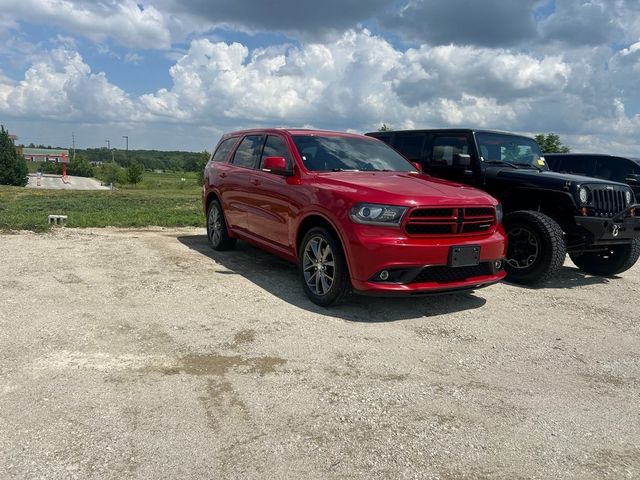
207,199,236,251
504,210,566,284
569,238,640,276
299,227,351,306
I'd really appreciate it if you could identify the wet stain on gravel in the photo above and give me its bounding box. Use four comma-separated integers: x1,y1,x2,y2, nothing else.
231,329,256,346
414,325,478,342
201,378,250,429
160,353,286,376
54,273,84,285
582,447,640,477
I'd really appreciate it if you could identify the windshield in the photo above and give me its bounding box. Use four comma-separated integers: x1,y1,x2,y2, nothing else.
292,135,416,172
476,133,547,169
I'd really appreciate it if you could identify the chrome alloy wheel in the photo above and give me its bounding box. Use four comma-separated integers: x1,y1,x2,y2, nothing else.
506,226,539,269
302,236,336,296
208,204,223,246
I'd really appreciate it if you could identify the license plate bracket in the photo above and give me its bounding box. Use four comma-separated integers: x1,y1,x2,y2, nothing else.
449,245,480,267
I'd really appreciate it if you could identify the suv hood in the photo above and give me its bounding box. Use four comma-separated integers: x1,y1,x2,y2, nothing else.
313,171,496,206
485,166,630,190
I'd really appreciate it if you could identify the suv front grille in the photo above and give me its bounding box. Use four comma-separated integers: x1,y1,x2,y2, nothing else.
590,186,627,217
405,207,495,236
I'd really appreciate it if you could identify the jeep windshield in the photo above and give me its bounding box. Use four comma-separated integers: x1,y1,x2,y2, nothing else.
476,133,547,170
292,135,417,173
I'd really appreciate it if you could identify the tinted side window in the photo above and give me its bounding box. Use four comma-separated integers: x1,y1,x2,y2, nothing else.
231,135,264,169
596,157,633,183
260,135,292,169
557,156,594,177
430,136,469,166
396,134,426,160
211,137,237,163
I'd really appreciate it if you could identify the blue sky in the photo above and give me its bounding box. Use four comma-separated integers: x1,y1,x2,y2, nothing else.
1,0,639,155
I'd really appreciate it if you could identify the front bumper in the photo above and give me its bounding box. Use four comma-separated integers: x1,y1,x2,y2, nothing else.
574,209,640,244
344,225,507,294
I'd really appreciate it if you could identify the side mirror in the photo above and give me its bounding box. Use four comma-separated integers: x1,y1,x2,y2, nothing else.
453,153,472,169
262,156,292,176
411,161,423,172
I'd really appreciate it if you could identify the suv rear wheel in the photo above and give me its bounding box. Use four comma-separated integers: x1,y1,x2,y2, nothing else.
504,210,566,284
207,200,236,251
569,238,640,276
299,227,350,306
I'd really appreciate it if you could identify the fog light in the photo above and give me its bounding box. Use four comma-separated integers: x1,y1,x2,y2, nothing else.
379,270,389,281
494,260,503,270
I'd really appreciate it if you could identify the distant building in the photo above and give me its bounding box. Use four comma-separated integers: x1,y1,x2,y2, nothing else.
22,147,70,163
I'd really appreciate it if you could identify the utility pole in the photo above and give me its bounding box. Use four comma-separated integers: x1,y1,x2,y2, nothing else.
105,139,114,163
72,132,76,161
122,135,129,164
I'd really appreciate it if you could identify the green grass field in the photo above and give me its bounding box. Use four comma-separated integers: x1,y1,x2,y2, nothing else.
0,172,204,232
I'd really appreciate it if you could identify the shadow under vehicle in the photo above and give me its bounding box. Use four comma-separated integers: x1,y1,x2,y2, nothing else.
366,129,640,285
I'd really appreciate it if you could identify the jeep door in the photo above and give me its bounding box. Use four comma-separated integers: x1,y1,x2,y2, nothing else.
221,134,265,234
243,134,298,251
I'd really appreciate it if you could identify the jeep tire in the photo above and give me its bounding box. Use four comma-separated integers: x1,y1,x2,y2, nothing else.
504,210,566,284
569,238,640,276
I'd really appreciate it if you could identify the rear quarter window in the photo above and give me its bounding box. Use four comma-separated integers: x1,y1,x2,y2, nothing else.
211,137,238,163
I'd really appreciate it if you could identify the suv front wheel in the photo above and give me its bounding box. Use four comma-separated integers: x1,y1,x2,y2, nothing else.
569,238,640,276
504,210,566,284
299,227,350,306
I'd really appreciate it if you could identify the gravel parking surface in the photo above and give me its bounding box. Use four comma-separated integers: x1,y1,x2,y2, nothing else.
1,227,639,479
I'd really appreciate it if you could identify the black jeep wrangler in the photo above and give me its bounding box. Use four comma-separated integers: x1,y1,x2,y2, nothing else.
366,129,640,284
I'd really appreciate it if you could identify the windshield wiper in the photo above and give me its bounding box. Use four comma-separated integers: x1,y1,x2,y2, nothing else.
331,168,360,172
484,160,519,169
518,164,543,172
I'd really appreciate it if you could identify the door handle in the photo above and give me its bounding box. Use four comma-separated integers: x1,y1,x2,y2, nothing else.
251,179,260,186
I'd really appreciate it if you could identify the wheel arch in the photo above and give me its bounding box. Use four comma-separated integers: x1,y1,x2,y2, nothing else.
502,188,576,229
295,214,350,265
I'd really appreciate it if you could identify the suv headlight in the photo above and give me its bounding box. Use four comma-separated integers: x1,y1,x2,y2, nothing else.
578,186,589,204
349,203,407,226
625,190,633,205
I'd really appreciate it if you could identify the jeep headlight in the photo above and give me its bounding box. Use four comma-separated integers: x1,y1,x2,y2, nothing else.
578,186,589,204
625,190,632,205
349,203,407,226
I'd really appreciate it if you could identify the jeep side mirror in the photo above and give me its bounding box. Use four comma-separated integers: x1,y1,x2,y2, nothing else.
263,156,292,176
453,153,471,169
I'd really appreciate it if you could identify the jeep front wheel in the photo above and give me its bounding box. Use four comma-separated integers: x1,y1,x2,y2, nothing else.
569,238,640,276
504,210,566,284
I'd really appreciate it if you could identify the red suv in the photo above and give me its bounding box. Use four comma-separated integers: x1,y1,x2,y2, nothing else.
203,129,507,306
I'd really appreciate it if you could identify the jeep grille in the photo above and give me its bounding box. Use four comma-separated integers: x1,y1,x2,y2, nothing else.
405,207,495,236
590,186,627,217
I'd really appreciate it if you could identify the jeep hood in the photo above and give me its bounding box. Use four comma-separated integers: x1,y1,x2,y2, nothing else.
313,171,496,206
485,166,630,189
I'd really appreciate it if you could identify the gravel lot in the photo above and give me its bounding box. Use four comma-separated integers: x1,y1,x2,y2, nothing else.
1,227,639,479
